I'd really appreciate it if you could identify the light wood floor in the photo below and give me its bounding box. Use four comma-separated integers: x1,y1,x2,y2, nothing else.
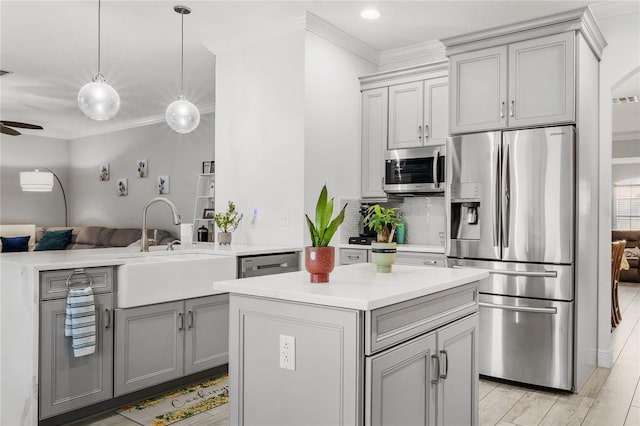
74,283,640,426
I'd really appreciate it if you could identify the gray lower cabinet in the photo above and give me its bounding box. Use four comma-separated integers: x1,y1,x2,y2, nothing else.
184,295,229,375
366,313,478,426
39,293,114,419
115,294,228,396
340,248,369,265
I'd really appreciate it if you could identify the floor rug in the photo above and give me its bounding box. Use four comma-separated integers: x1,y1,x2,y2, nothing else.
116,374,229,426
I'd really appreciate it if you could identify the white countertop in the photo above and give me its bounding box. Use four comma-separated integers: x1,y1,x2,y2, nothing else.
0,243,303,270
213,263,487,310
339,243,445,254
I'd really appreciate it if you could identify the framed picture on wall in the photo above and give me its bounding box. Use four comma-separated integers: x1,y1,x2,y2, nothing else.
117,178,128,197
137,159,148,178
99,163,110,181
202,161,214,174
157,175,170,194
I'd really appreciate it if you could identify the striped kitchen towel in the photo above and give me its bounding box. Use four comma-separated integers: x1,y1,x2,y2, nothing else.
64,286,96,357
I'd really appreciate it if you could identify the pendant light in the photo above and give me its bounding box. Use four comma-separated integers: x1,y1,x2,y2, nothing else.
77,0,120,120
165,5,200,134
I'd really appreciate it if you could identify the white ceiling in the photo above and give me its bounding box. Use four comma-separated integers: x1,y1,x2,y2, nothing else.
0,0,633,140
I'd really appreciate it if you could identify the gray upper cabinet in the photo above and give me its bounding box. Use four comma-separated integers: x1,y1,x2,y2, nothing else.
508,32,575,128
450,45,508,134
39,293,113,419
114,300,185,396
449,32,575,134
388,78,449,150
184,294,229,376
388,81,424,149
361,87,388,198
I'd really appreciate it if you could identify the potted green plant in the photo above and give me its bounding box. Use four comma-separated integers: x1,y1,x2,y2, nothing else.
214,201,243,245
304,185,347,283
363,204,403,272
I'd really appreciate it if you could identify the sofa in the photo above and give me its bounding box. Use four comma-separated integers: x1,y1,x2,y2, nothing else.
1,224,175,252
612,230,640,283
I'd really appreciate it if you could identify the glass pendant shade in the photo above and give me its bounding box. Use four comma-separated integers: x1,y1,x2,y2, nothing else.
78,74,121,121
20,171,54,192
166,94,200,133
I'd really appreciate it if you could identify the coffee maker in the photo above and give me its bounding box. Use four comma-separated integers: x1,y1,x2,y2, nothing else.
349,204,377,245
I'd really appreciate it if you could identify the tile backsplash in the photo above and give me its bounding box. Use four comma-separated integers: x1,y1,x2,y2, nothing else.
339,196,446,246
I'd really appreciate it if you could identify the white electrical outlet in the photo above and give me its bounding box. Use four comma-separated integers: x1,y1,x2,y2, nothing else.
279,211,290,227
279,334,295,371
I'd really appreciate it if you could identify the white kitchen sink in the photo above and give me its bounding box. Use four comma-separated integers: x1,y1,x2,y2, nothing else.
116,253,236,308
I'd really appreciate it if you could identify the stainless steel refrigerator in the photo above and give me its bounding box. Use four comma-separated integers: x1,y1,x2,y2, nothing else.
446,126,575,390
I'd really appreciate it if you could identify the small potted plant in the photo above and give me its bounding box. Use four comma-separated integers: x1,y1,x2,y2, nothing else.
214,201,243,245
304,185,347,283
363,204,403,273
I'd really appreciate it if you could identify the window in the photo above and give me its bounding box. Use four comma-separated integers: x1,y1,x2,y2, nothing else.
614,184,640,230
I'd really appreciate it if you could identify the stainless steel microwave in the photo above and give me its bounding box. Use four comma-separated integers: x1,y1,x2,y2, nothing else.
384,145,445,194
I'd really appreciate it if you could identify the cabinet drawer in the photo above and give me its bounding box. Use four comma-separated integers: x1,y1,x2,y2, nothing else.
40,267,114,301
395,251,445,267
341,249,368,265
365,282,478,356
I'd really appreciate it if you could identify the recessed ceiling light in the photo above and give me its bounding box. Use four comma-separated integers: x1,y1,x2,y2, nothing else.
361,8,381,20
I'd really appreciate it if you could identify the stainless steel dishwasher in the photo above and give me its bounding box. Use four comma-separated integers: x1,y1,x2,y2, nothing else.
237,252,300,278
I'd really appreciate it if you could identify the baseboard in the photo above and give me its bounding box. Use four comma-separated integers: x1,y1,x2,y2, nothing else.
597,349,613,368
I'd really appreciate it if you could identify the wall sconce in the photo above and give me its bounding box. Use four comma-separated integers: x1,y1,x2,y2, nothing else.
19,168,68,227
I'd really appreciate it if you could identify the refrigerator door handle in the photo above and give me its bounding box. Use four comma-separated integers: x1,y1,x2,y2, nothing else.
493,141,500,247
452,265,558,278
479,301,557,315
501,141,510,248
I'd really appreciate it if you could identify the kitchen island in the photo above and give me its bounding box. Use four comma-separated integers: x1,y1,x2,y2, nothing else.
214,263,488,425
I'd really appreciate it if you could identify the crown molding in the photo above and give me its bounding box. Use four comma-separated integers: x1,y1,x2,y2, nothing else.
359,60,448,90
304,12,379,65
590,1,640,21
441,6,607,60
378,40,446,70
613,131,640,141
65,104,215,140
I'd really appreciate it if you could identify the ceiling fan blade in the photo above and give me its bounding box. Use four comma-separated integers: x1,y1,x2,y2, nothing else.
0,124,21,136
0,121,43,130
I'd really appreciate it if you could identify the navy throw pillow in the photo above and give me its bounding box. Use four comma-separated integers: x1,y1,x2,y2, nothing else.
35,229,72,251
1,236,31,253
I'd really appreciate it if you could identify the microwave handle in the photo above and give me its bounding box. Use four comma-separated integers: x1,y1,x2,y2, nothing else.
433,149,440,189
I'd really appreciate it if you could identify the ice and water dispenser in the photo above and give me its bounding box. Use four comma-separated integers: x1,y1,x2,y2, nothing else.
449,182,481,241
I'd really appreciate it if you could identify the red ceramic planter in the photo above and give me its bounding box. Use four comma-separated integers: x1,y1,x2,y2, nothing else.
305,246,335,283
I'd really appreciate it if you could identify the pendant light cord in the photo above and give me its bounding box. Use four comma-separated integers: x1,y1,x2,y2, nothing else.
97,0,102,75
180,10,184,95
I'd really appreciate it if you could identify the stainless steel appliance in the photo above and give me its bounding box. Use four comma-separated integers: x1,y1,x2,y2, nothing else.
446,126,576,390
237,252,299,278
384,145,445,194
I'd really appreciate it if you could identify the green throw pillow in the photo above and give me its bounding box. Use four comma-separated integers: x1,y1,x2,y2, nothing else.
35,229,72,251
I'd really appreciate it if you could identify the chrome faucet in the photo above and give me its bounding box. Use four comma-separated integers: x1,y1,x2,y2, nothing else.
141,197,181,252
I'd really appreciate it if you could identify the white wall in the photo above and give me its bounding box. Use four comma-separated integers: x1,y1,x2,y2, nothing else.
68,115,214,233
303,31,378,245
215,26,306,246
0,134,70,227
612,138,640,158
596,10,640,367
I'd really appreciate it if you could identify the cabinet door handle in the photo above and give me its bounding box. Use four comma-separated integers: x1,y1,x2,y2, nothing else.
509,100,515,117
423,260,438,265
178,313,184,331
431,354,440,384
188,311,194,329
105,308,111,329
424,124,429,138
500,101,505,118
440,350,448,379
418,125,422,139
346,255,361,260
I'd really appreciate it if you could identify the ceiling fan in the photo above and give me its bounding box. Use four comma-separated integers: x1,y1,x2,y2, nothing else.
0,120,43,136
